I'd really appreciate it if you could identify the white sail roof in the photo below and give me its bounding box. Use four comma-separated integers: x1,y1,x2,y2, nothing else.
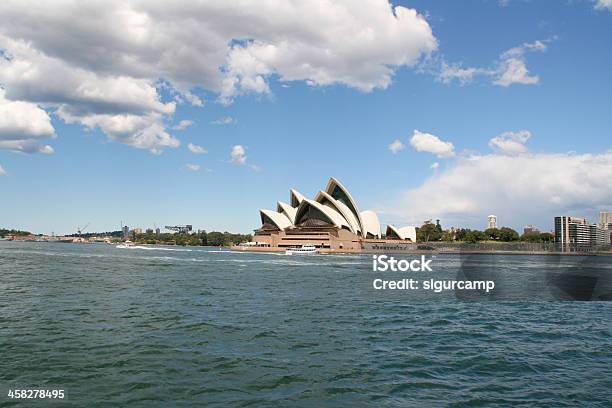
386,225,417,242
360,210,381,238
314,191,361,234
276,201,297,224
294,199,350,229
325,177,366,237
260,209,292,230
290,189,306,208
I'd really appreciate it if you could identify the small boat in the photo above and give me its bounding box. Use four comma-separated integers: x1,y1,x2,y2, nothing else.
285,244,319,255
116,240,136,249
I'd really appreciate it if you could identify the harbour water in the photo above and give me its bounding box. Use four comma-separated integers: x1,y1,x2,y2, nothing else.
1,242,611,407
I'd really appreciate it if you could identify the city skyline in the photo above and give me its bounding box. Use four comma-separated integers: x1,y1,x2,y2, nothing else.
1,1,612,235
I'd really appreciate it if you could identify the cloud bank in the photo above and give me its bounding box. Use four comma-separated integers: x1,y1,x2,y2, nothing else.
0,88,55,154
0,1,437,153
391,130,612,229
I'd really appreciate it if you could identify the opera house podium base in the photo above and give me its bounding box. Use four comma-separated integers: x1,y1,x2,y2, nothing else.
232,227,419,254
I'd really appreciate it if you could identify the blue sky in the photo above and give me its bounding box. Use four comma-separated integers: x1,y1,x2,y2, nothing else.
1,0,611,235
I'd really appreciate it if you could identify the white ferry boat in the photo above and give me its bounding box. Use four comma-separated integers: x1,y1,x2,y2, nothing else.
285,244,319,255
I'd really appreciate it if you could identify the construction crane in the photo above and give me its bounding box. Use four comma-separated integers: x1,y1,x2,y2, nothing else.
77,223,90,238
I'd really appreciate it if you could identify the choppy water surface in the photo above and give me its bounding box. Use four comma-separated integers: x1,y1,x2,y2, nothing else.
1,242,611,407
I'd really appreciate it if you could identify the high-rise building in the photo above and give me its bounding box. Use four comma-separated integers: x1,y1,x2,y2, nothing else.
132,227,142,234
598,211,612,243
523,224,540,235
590,224,610,247
555,216,610,251
122,225,129,238
599,211,612,228
487,215,497,230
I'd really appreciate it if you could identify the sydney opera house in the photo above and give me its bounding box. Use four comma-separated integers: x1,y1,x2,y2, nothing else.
237,177,417,253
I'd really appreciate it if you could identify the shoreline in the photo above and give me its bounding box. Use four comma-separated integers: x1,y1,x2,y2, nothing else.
231,245,612,256
4,240,611,256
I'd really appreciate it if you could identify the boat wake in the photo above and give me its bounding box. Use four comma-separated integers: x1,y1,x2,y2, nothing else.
115,245,153,250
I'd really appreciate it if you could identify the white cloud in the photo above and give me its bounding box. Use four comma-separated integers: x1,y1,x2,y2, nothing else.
0,139,54,154
187,143,207,154
0,1,436,103
185,163,200,172
430,162,439,169
489,130,531,155
0,1,436,153
0,89,54,139
0,164,5,175
173,120,193,130
211,116,236,125
410,130,455,158
391,151,612,229
230,144,247,165
0,36,178,154
438,62,484,85
0,88,55,153
493,57,539,87
502,40,547,58
595,0,612,10
494,41,546,87
183,92,204,107
388,139,405,154
0,37,175,116
215,3,437,103
57,109,179,154
434,40,547,87
503,1,611,12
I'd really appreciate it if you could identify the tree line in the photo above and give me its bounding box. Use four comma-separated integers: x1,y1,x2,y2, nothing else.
0,228,32,238
131,230,252,247
415,223,553,244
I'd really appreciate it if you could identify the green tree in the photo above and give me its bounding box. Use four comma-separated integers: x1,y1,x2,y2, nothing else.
484,228,500,240
521,231,542,243
540,232,554,243
498,227,519,242
441,230,456,241
464,230,487,243
207,231,225,246
454,228,471,241
520,231,554,243
199,230,208,246
417,223,442,242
